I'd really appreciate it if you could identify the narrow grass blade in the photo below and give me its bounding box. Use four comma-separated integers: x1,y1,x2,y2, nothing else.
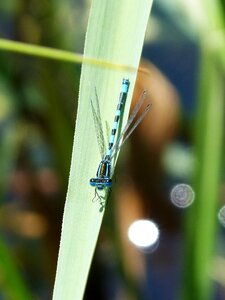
0,38,137,71
183,49,224,300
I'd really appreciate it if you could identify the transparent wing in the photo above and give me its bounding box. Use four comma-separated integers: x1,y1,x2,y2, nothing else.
105,120,111,146
115,103,152,152
90,89,106,158
111,90,150,158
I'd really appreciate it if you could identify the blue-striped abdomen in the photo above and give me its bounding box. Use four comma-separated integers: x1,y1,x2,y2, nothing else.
106,78,130,157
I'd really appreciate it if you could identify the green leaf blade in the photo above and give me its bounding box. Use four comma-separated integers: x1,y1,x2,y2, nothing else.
53,1,153,299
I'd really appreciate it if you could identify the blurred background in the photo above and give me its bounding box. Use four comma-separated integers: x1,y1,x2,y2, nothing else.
0,0,225,299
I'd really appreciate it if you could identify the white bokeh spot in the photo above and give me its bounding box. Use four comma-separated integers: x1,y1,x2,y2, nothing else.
128,219,159,248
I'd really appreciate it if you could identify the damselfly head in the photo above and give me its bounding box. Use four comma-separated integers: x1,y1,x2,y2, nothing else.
89,178,112,189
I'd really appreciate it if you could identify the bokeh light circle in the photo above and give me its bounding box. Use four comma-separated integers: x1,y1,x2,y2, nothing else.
128,219,159,248
170,184,195,208
218,206,225,227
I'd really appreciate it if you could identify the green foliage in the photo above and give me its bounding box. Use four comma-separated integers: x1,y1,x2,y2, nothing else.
0,238,33,300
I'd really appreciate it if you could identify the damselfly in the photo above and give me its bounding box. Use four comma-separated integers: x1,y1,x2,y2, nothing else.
90,78,151,211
